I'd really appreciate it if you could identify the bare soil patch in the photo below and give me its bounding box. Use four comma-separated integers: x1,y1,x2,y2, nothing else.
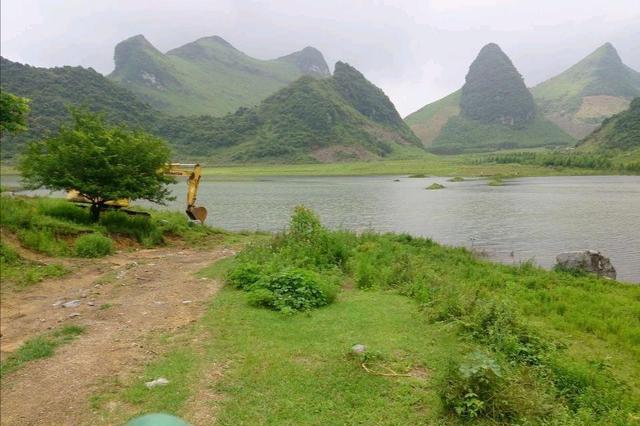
0,244,235,425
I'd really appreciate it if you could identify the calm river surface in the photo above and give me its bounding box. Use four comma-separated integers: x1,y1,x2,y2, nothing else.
3,175,639,283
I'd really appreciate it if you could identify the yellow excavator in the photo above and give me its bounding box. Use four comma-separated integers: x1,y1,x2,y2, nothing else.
66,163,208,223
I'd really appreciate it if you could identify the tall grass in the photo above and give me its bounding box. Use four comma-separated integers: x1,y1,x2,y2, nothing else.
0,195,225,257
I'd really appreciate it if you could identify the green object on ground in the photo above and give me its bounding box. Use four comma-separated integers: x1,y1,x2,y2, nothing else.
126,413,189,426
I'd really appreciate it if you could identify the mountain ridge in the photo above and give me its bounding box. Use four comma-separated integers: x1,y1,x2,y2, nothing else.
531,42,640,138
108,34,331,116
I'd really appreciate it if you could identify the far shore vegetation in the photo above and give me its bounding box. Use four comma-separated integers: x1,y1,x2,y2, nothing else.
3,150,638,180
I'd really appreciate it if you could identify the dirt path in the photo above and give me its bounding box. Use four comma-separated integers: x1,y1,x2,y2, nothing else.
0,245,235,426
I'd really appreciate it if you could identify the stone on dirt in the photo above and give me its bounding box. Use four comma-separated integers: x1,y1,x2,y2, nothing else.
62,300,81,308
555,250,616,279
145,377,170,388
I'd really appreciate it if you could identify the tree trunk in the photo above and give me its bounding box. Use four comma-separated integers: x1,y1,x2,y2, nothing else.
90,203,101,222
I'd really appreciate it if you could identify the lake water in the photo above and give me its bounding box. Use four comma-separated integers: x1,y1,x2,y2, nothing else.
3,174,639,283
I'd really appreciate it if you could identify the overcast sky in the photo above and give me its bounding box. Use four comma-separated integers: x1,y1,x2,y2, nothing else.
2,0,639,116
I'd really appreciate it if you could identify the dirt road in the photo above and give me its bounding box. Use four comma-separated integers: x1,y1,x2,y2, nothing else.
1,245,234,425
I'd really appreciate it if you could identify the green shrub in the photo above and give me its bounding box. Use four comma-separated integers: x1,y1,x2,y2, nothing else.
467,301,550,365
247,268,336,313
441,351,511,420
74,233,114,258
227,262,265,290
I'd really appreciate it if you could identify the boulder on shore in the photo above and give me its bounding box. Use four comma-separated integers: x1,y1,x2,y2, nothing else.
555,250,616,280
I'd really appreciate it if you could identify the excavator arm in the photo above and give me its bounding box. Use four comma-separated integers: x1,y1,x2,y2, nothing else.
163,163,208,223
66,163,208,223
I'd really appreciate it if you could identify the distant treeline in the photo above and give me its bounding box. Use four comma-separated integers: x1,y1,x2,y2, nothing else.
477,151,640,172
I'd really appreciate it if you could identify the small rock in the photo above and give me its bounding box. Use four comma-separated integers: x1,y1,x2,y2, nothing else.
68,312,80,318
62,300,81,308
145,377,170,388
351,344,367,355
52,300,64,307
182,300,193,304
87,301,95,307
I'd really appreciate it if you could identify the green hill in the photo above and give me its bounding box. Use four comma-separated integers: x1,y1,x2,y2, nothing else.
578,97,640,166
460,43,536,126
108,35,331,116
0,57,159,160
1,56,419,163
158,62,422,162
405,44,574,154
531,43,640,139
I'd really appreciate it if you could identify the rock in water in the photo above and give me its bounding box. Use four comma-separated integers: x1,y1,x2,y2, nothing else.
555,250,616,279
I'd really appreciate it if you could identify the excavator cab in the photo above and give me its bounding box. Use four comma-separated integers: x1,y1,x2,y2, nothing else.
163,163,208,223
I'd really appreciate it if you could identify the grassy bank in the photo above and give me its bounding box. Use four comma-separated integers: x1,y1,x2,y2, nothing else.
100,207,640,425
0,195,230,288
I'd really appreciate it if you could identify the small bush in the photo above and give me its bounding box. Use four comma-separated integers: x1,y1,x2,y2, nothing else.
248,268,336,313
442,351,511,420
74,233,114,258
467,301,550,365
227,262,265,290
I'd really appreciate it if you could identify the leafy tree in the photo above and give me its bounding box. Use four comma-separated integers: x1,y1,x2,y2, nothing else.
19,109,174,220
0,89,30,137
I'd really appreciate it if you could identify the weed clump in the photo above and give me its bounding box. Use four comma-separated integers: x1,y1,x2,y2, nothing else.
226,206,345,313
247,268,336,313
442,351,507,420
74,233,114,258
426,182,445,190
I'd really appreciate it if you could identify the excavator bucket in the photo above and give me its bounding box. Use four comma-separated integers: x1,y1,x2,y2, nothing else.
186,206,208,223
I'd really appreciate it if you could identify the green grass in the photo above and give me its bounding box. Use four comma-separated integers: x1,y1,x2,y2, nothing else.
0,325,86,377
96,208,640,424
0,242,68,289
194,156,614,178
0,195,229,258
3,151,631,179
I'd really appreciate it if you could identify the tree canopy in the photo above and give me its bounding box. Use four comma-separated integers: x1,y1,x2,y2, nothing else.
0,89,30,137
19,109,174,218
